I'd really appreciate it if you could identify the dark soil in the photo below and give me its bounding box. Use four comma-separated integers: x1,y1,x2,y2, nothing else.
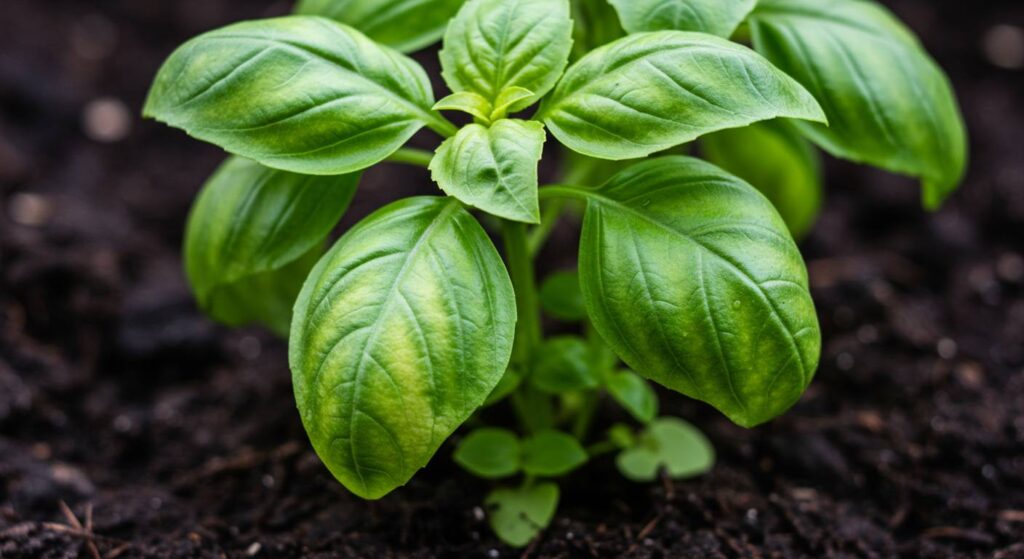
2,0,1023,557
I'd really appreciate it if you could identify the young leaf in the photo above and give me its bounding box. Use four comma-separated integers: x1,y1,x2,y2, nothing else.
748,0,967,209
454,428,521,479
440,0,574,108
616,417,714,481
606,370,658,423
486,483,560,547
295,0,465,53
144,16,450,176
484,367,524,406
521,430,589,476
608,0,756,37
570,0,625,59
538,31,826,161
429,119,546,223
539,270,587,321
491,87,536,121
702,121,822,239
185,157,358,336
290,197,517,499
556,156,821,428
433,91,493,123
530,336,600,394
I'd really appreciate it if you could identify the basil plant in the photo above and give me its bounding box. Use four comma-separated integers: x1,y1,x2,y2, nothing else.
145,0,966,547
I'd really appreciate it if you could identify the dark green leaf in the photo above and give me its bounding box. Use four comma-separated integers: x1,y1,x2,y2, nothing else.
749,0,967,208
606,370,658,423
521,430,588,476
290,197,517,499
185,157,358,335
454,428,521,479
486,483,560,547
539,270,587,321
562,156,821,427
530,336,600,394
484,367,524,406
295,0,465,53
570,0,625,59
609,0,756,37
145,16,449,175
616,417,714,481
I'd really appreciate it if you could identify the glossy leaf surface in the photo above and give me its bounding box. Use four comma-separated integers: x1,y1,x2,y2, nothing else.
565,157,821,427
185,157,358,335
145,16,445,175
295,0,465,53
609,0,756,37
616,417,714,481
290,197,516,499
606,370,658,423
538,31,826,160
749,0,967,208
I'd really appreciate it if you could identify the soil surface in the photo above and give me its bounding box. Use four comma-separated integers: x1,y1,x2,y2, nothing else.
2,0,1023,557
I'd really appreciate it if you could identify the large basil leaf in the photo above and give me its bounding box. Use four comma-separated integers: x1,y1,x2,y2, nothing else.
144,16,451,176
440,0,573,108
538,31,826,160
290,197,516,499
429,119,545,223
748,0,967,208
185,157,358,335
608,0,756,37
553,156,820,427
295,0,464,53
702,121,822,239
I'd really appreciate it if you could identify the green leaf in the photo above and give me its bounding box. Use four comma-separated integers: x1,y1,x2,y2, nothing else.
440,0,574,107
295,0,465,53
484,367,524,406
486,483,560,547
290,197,517,499
560,156,821,427
539,270,586,321
748,0,967,209
454,428,521,479
491,87,537,120
539,31,826,161
521,430,588,476
144,16,450,176
185,157,358,336
433,91,493,122
430,119,545,223
571,0,625,59
702,121,822,239
530,336,600,394
616,417,714,481
608,0,756,37
606,370,658,423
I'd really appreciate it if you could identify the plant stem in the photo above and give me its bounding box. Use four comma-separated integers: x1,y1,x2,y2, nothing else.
527,198,567,257
503,221,542,361
424,113,459,138
385,147,434,168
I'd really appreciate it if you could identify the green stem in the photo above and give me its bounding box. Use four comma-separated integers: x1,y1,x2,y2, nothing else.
503,221,542,361
527,198,567,257
385,147,434,168
424,113,459,138
585,440,619,457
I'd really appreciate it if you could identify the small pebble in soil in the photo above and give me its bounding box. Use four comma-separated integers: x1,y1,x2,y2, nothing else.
239,335,263,360
997,253,1024,283
472,506,485,522
937,338,959,360
8,193,54,227
983,24,1024,69
262,474,275,488
82,97,132,143
836,352,855,371
247,542,261,556
487,549,499,558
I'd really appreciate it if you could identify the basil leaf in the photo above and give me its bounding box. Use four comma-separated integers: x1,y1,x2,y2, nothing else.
538,31,826,160
529,336,600,394
290,197,517,499
616,417,714,481
295,0,465,53
748,0,967,209
608,0,756,37
486,483,559,547
484,367,524,406
454,428,521,479
144,16,450,176
571,0,625,59
440,0,574,107
185,157,358,336
539,270,586,321
606,370,658,423
702,121,822,239
561,156,821,427
433,91,493,122
521,430,588,476
430,120,545,223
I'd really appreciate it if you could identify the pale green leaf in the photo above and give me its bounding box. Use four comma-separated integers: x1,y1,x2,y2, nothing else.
606,370,658,423
702,121,822,238
486,483,560,547
440,0,574,107
295,0,465,53
185,157,358,335
491,87,536,120
454,428,521,479
749,0,967,208
521,430,588,476
290,197,517,499
616,417,714,481
538,31,826,160
144,16,449,175
433,91,493,122
430,119,545,223
557,156,821,427
539,270,586,321
530,336,600,394
608,0,757,37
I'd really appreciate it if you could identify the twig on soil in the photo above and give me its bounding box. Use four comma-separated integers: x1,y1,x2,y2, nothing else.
59,500,101,559
922,526,995,545
172,441,302,488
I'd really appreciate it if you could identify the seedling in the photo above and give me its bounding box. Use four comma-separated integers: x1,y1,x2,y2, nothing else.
145,0,966,547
